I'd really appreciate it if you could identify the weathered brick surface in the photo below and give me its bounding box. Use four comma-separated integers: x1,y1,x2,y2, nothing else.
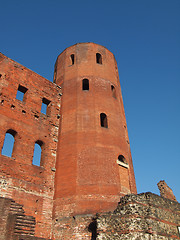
158,180,177,202
53,43,137,219
0,53,61,239
97,192,180,239
0,197,50,240
53,215,95,239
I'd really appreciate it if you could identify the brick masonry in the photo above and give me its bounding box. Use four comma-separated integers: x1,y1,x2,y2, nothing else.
53,43,137,219
0,43,179,239
0,52,61,239
0,196,50,240
158,180,177,202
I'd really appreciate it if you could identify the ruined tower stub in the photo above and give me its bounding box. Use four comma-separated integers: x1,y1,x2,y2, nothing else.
53,43,137,218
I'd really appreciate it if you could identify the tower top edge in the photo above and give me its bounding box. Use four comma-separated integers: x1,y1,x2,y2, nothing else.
56,42,116,60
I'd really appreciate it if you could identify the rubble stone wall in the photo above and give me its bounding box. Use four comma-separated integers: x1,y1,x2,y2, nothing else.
97,192,180,240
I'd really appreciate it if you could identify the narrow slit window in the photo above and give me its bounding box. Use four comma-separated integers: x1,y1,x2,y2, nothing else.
82,79,89,91
41,98,51,115
96,53,102,64
32,140,43,166
1,130,16,157
100,113,108,128
111,85,116,98
16,85,28,101
70,54,75,65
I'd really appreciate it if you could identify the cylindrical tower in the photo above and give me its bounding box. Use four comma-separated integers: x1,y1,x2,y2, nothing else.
53,43,136,218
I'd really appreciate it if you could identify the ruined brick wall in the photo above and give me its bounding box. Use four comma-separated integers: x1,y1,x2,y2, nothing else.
0,196,50,240
97,192,180,239
49,192,180,239
0,53,62,239
158,180,177,202
53,215,94,240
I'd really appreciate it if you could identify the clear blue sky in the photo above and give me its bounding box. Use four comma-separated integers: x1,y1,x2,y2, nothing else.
1,0,180,201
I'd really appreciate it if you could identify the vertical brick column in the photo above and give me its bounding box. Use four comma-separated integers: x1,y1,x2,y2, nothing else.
53,43,136,220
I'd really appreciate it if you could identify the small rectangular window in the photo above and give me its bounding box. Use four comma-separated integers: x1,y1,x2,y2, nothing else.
41,98,51,115
82,79,89,91
100,113,108,128
70,54,75,65
16,85,28,101
96,53,102,64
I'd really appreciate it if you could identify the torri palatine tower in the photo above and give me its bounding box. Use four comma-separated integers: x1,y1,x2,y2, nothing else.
53,43,137,218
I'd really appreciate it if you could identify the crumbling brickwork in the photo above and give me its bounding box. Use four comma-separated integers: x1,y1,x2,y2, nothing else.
0,197,50,240
97,192,180,239
0,53,61,239
49,192,180,239
158,180,177,202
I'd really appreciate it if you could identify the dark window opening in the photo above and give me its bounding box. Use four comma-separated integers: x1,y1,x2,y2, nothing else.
118,155,127,164
32,140,43,167
96,53,102,64
82,79,89,91
88,219,97,240
1,129,17,157
70,54,75,65
41,98,51,115
16,85,28,102
100,113,108,128
111,85,116,98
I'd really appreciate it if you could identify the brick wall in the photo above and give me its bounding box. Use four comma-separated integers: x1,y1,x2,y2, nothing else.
0,196,51,240
0,53,62,239
158,180,177,202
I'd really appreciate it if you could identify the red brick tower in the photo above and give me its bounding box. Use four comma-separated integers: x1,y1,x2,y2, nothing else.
53,43,136,218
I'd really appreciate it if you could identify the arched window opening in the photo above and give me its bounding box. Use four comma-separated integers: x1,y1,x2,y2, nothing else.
70,54,75,65
100,113,108,128
117,155,129,168
96,53,102,64
111,85,116,98
82,79,89,91
118,155,127,163
1,130,16,157
32,140,43,167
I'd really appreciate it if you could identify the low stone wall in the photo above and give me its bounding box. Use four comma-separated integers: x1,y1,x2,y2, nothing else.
97,192,180,239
